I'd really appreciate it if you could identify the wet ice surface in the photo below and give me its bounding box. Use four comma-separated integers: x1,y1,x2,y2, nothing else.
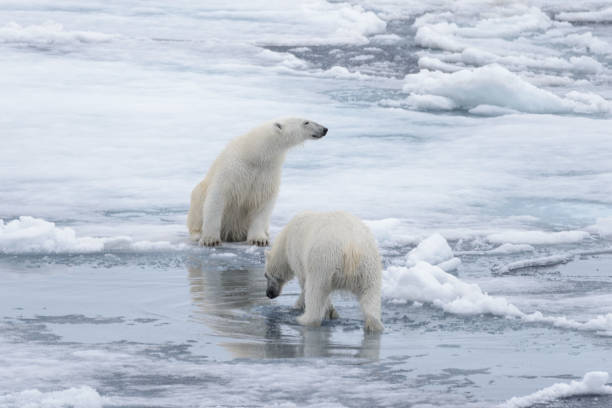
2,0,612,407
1,248,612,407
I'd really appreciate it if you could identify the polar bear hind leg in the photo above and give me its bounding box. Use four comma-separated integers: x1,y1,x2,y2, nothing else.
359,287,384,333
187,180,208,241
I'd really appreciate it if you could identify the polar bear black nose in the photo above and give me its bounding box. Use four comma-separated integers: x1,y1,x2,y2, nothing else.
266,287,278,299
322,128,328,136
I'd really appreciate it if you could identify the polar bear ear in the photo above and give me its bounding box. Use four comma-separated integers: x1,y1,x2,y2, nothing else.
274,122,282,131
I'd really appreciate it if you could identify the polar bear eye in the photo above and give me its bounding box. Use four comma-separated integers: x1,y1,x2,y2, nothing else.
303,121,309,126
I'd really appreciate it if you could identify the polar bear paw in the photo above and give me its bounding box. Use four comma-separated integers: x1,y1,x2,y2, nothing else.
296,314,321,327
364,316,384,333
247,237,269,247
198,236,221,247
327,305,339,320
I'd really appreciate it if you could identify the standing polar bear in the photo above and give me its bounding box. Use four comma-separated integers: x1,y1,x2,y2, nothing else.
187,118,328,247
264,211,384,332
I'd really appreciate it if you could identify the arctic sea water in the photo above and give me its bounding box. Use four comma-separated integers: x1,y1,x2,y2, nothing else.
1,1,612,407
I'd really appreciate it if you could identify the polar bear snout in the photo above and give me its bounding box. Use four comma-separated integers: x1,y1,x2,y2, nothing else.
265,272,282,299
266,286,279,299
312,127,328,139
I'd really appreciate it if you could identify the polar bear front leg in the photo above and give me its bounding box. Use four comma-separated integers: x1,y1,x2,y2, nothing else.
246,198,275,246
297,279,331,327
294,277,306,310
198,182,225,247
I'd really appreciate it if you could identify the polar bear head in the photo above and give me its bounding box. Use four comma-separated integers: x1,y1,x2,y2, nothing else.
272,117,328,148
264,250,293,299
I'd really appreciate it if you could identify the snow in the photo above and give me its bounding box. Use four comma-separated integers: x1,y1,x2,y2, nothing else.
499,371,612,408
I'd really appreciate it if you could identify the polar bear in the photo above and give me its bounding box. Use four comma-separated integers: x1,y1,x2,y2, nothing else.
264,211,384,332
187,118,328,247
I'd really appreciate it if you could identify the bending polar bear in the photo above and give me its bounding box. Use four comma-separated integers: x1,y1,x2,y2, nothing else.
264,211,384,333
187,118,328,247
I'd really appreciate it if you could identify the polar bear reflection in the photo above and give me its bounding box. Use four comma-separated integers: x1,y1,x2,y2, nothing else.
187,260,380,359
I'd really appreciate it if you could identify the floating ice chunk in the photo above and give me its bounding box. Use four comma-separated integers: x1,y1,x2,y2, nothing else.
414,23,463,52
297,2,386,45
486,229,590,245
0,385,105,408
587,217,612,237
402,64,612,115
461,7,552,38
321,66,370,80
385,234,612,335
406,233,460,271
407,233,453,265
0,21,114,46
380,94,457,111
414,7,552,52
383,261,612,335
0,217,188,254
492,254,574,274
257,49,309,70
499,371,612,408
383,262,522,316
418,56,463,72
556,7,612,23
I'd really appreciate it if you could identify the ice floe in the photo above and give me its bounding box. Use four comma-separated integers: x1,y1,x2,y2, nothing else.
383,234,612,336
492,254,573,274
0,217,188,254
402,65,612,114
499,371,612,408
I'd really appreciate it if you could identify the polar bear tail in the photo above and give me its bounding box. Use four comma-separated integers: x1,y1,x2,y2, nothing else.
342,243,361,277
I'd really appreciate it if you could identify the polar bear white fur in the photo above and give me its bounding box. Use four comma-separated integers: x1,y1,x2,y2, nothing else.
187,118,328,247
264,211,384,332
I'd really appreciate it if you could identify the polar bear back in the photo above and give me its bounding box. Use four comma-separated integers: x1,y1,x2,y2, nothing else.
283,211,381,289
